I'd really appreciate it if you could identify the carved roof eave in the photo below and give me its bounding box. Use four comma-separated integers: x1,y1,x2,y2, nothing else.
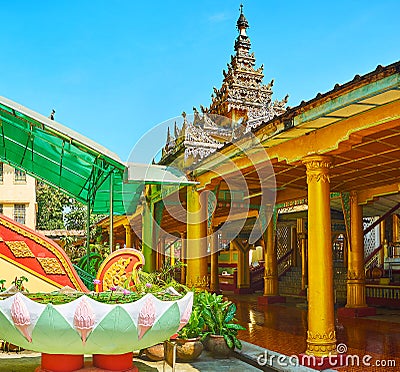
159,141,186,164
227,100,265,108
184,140,221,149
230,84,271,92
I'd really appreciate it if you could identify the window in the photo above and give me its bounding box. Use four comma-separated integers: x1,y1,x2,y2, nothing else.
14,204,26,224
0,163,3,182
14,169,26,182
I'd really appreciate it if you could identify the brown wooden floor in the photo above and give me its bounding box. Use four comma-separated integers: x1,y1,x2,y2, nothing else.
228,293,400,371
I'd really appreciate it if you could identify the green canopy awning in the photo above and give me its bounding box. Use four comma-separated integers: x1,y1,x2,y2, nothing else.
92,163,197,215
0,96,126,213
0,96,196,216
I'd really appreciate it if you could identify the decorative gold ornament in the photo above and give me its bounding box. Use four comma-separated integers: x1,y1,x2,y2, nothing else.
303,156,333,184
5,241,35,258
347,270,365,281
102,257,132,291
263,267,276,277
37,257,65,275
306,330,337,355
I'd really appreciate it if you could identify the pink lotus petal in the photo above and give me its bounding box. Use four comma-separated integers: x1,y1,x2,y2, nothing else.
137,297,156,340
178,295,193,331
73,298,95,344
138,325,152,340
11,294,32,342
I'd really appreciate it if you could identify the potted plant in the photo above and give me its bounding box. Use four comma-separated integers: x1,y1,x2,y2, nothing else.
176,307,204,361
198,291,246,358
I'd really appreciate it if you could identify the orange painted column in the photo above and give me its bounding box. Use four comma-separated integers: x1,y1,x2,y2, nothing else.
236,240,250,291
258,217,285,305
180,232,187,285
209,228,220,293
302,155,336,357
263,220,278,296
156,236,165,271
337,191,375,317
186,187,208,288
142,198,155,272
124,224,133,248
297,218,308,292
346,191,367,309
379,219,385,265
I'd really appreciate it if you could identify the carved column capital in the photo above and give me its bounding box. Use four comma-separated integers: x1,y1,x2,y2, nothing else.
349,190,359,205
302,155,333,184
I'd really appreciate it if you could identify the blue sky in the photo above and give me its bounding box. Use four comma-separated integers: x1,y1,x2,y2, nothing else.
1,1,399,160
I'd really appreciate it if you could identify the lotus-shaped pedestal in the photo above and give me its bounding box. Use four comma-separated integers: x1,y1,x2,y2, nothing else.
0,292,193,355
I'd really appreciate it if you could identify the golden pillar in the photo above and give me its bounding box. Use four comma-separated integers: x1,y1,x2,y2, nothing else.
393,214,399,242
156,235,165,270
379,219,386,266
186,187,208,288
236,240,250,290
263,219,278,296
209,228,220,293
258,217,285,305
124,224,133,248
180,232,187,285
303,155,336,356
170,241,175,266
142,200,156,272
345,191,367,308
297,218,308,291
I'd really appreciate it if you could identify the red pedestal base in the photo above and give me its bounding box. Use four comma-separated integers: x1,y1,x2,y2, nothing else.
257,295,286,305
41,353,84,372
93,352,134,371
298,353,348,370
233,287,254,294
337,306,376,318
35,353,138,372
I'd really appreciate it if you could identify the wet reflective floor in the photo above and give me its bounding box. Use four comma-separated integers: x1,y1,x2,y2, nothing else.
227,294,400,371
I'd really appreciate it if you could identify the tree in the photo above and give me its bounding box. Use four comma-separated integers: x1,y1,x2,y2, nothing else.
36,182,105,235
36,182,69,230
64,198,105,238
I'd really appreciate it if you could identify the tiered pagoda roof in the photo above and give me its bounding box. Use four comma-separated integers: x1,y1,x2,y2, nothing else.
161,6,288,165
209,5,288,132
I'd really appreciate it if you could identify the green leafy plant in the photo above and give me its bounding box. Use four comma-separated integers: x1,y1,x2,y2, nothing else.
197,291,246,350
127,261,188,298
11,276,29,292
178,307,205,339
0,279,6,292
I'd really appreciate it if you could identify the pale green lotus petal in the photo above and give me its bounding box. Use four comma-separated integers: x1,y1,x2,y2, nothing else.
85,305,138,354
31,304,82,354
0,309,30,348
134,302,180,350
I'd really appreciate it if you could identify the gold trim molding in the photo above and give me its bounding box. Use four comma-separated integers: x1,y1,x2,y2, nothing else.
306,329,337,355
0,217,83,290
